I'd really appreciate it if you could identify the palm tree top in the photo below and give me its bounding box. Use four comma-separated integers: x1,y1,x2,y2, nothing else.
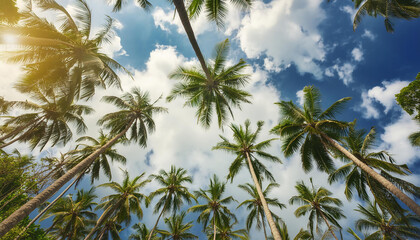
213,119,281,182
157,211,198,240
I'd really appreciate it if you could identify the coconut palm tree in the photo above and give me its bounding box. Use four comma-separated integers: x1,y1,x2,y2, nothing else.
40,188,97,240
0,89,93,150
156,211,198,240
147,166,196,240
271,85,420,216
69,130,127,183
237,183,285,240
213,120,283,240
188,174,236,240
328,125,420,218
270,222,311,240
167,39,251,128
187,0,252,28
94,218,123,240
355,201,420,239
129,223,158,240
0,0,131,101
289,179,345,240
207,219,249,240
351,0,420,32
84,171,150,240
0,88,166,237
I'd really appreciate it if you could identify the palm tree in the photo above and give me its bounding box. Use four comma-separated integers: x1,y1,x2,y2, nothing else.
94,218,123,240
351,0,420,32
129,223,158,240
147,166,196,240
40,188,97,240
271,85,420,216
0,88,166,237
188,174,236,240
167,39,251,128
355,201,420,239
187,0,252,28
69,130,127,183
156,211,198,240
84,171,150,240
0,89,93,150
271,222,311,240
289,179,345,240
328,126,420,218
207,219,249,240
0,0,131,101
237,183,285,240
213,120,283,240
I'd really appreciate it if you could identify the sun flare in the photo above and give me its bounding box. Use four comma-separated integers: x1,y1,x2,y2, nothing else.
2,34,18,45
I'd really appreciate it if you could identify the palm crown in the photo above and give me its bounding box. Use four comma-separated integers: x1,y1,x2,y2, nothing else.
271,85,351,173
1,0,131,101
167,39,251,128
156,211,198,240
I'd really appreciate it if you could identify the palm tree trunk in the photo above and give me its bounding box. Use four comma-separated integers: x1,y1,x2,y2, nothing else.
84,202,120,240
318,210,338,240
147,200,169,240
245,152,282,240
213,217,217,240
172,0,213,83
322,133,420,216
260,211,268,240
0,119,134,237
15,172,85,240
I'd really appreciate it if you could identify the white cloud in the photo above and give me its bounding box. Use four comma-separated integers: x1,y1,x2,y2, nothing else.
296,89,304,106
360,91,380,119
362,30,376,41
379,112,420,165
99,35,127,58
327,62,355,85
152,7,213,36
236,0,326,79
341,5,357,22
351,47,363,62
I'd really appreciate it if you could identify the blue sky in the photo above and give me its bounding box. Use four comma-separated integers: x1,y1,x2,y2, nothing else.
2,0,420,239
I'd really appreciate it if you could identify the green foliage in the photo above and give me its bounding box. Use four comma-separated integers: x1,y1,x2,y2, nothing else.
207,219,249,240
167,39,251,128
0,152,49,240
396,73,420,119
271,85,351,174
129,223,159,240
0,0,20,24
156,211,198,240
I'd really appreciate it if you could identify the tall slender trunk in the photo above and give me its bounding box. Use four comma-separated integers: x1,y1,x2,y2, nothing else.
147,200,169,240
213,216,216,240
245,152,282,240
15,172,85,240
172,0,213,83
260,211,268,240
318,210,338,240
322,133,420,216
0,119,134,237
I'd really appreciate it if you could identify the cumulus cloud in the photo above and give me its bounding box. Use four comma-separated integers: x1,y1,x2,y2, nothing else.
359,80,410,118
351,47,363,62
341,5,357,22
362,30,376,41
236,0,326,79
326,62,356,85
296,89,304,106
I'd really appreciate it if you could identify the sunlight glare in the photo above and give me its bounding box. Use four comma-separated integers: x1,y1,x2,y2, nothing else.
2,34,18,45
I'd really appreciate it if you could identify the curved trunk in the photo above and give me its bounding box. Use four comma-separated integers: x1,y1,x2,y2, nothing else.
172,0,213,83
245,152,282,240
318,210,338,240
322,133,420,216
147,200,169,240
15,172,85,240
0,119,134,237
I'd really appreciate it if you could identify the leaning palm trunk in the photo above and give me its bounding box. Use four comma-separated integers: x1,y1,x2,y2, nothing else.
322,133,420,216
213,217,216,240
260,211,268,240
15,172,85,240
319,210,338,240
172,0,213,83
245,152,282,240
147,200,169,240
0,119,134,237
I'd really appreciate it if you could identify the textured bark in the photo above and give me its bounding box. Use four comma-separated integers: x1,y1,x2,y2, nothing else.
0,120,134,237
260,211,268,240
172,0,213,83
245,152,282,240
147,200,168,240
322,133,420,216
319,210,338,240
213,217,216,240
15,173,84,240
